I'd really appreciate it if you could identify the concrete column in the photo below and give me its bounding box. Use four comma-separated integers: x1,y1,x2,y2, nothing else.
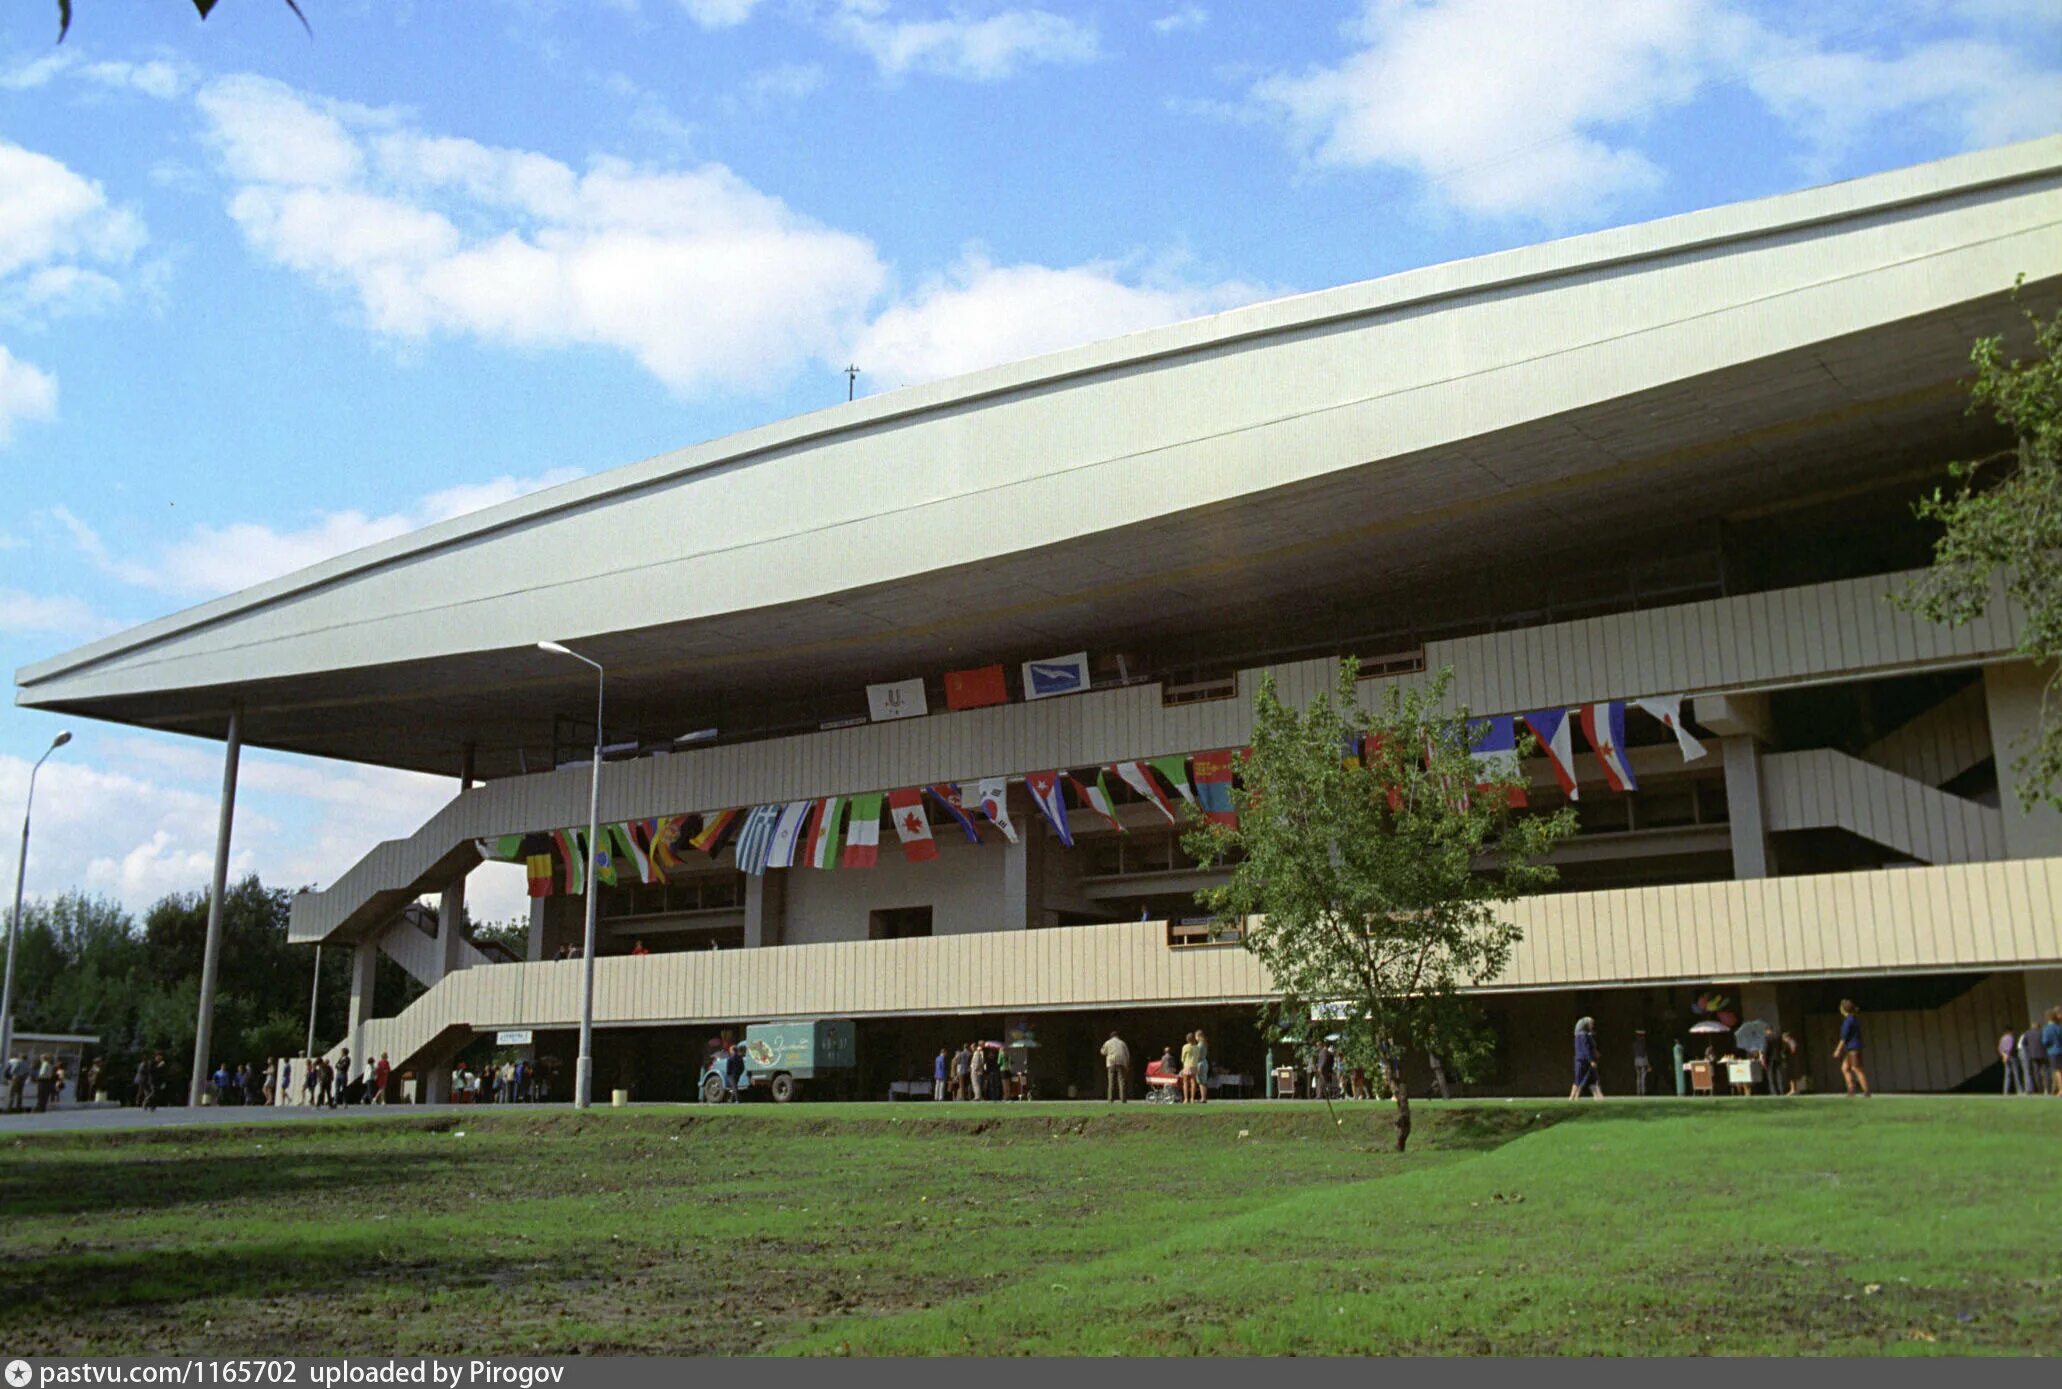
187,707,242,1106
526,896,548,962
999,789,1040,929
744,872,785,948
1739,982,1783,1035
2025,968,2062,1030
434,745,477,982
346,938,377,1071
1983,662,2062,858
1721,736,1771,879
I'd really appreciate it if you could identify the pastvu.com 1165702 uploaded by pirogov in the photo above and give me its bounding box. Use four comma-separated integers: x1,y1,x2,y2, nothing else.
8,1363,563,1388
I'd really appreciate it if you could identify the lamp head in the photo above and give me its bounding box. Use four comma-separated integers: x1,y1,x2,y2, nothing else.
50,731,72,750
536,640,572,656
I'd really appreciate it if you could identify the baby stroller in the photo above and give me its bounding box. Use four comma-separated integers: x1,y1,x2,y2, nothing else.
1144,1058,1182,1103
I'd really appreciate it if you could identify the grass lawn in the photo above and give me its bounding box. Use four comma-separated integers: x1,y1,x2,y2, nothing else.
1,1098,2054,1356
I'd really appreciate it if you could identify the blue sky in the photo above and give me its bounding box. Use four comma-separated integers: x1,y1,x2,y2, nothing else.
2,0,2057,926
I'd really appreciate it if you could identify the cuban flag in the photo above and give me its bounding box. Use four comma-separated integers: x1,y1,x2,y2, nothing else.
1021,651,1091,701
1634,695,1709,761
1192,750,1237,827
975,777,1019,844
927,784,983,842
1579,701,1639,792
1467,716,1528,807
888,788,938,862
1025,771,1074,846
1521,709,1581,800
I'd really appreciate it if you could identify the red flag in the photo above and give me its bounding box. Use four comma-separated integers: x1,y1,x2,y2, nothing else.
944,664,1008,710
888,788,938,862
1192,750,1238,827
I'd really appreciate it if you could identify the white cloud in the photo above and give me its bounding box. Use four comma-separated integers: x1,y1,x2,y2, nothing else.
1152,5,1208,34
1251,0,2062,224
197,76,887,396
0,587,115,638
0,345,58,443
831,1,1100,81
851,250,1268,387
744,62,827,103
0,50,188,98
678,0,767,26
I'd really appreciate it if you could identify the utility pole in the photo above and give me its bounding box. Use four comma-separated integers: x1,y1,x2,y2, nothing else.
844,364,860,401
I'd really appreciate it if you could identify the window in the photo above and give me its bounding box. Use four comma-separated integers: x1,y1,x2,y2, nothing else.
869,906,933,940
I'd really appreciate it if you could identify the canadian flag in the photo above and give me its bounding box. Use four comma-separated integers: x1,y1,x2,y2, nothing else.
887,788,938,862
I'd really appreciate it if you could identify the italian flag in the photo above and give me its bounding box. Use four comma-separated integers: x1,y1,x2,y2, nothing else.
805,797,846,869
842,792,883,868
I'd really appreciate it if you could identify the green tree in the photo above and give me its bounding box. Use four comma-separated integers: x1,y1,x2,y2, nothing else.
1184,661,1576,1152
1897,293,2062,808
54,1,306,42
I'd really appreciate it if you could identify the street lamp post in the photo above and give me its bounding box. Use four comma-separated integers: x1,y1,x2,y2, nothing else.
2,730,71,1071
538,641,604,1109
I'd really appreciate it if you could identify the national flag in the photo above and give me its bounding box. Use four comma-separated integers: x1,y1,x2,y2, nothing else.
1069,772,1127,833
1341,732,1364,769
475,834,525,862
927,784,983,842
1363,734,1405,811
1112,761,1178,823
866,677,928,721
733,805,782,876
551,828,587,894
1149,755,1199,809
766,800,813,868
1192,750,1237,827
975,777,1019,844
590,830,619,888
842,792,883,867
888,788,938,862
1021,650,1090,701
1521,709,1582,800
804,797,846,869
945,664,1008,711
1579,701,1639,792
521,832,555,897
611,823,655,884
1634,695,1709,761
1466,715,1529,807
647,815,688,876
687,809,741,857
1025,771,1074,846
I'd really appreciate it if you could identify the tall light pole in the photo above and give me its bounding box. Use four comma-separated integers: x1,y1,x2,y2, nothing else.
538,640,604,1109
2,730,71,1071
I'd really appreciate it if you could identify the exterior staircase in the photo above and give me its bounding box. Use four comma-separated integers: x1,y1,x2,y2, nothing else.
1762,747,2005,864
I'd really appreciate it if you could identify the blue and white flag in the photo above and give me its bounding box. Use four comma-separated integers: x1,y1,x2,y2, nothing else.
1021,650,1091,701
1580,701,1639,792
1466,715,1528,807
1521,709,1581,800
733,804,782,875
765,800,814,868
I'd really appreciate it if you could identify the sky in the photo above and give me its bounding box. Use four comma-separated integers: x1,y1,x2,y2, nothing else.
1,0,2057,930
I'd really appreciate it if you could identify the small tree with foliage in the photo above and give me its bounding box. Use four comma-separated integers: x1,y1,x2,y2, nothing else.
1897,290,2062,807
1184,661,1576,1152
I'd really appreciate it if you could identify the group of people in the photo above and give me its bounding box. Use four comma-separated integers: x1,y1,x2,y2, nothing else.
1998,1007,2062,1095
452,1058,541,1103
207,1060,280,1106
1097,1029,1210,1101
934,1040,1020,1100
288,1049,392,1107
3,1052,66,1112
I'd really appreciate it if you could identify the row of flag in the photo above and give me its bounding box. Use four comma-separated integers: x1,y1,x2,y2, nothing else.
478,696,1704,894
866,651,1092,722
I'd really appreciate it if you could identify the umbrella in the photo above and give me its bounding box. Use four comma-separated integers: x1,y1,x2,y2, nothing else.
1734,1020,1771,1053
1689,1020,1731,1035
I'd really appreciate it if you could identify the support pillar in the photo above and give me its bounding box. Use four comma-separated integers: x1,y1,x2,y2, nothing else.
346,938,377,1076
187,707,242,1106
2026,969,2062,1031
999,787,1041,929
1984,663,2062,858
744,872,785,948
434,744,477,985
1720,736,1771,880
526,895,548,962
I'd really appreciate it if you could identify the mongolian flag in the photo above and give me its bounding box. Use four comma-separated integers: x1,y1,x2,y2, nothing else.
1149,755,1199,810
804,797,846,870
927,784,983,842
1466,715,1528,807
1025,771,1074,846
888,788,938,862
733,805,782,876
1069,772,1126,833
687,808,741,858
1579,701,1639,792
1113,761,1178,823
765,801,813,869
1634,695,1709,761
551,828,587,894
842,792,883,867
1521,709,1581,799
944,664,1008,710
1192,750,1237,827
975,777,1019,844
521,832,556,897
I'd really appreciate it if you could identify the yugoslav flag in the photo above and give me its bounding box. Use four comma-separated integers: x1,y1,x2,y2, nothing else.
1025,771,1074,846
1113,761,1178,822
888,788,938,862
765,800,814,868
804,797,846,869
1192,750,1237,827
842,792,883,867
1069,773,1126,833
733,805,782,875
1634,695,1709,761
975,777,1019,844
928,784,983,842
1466,716,1528,808
1149,755,1199,810
1579,701,1639,792
1521,709,1581,800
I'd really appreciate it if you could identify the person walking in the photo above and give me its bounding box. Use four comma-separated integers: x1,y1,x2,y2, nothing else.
1569,1018,1602,1100
2043,1007,2062,1097
1632,1030,1651,1096
2000,1028,2024,1094
132,1055,154,1111
2020,1023,2047,1097
968,1040,987,1102
1192,1030,1210,1103
3,1052,26,1113
932,1047,949,1102
332,1050,350,1109
1101,1031,1131,1102
723,1043,746,1101
1178,1032,1198,1103
373,1052,392,1105
1833,999,1871,1096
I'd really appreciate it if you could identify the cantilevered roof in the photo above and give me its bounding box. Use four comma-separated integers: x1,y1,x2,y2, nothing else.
19,137,2062,777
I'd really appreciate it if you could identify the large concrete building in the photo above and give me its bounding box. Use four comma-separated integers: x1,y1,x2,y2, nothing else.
19,138,2062,1100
